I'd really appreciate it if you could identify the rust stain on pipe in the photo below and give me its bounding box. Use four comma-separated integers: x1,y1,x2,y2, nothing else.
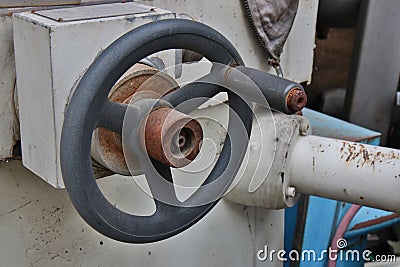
350,214,400,230
339,141,400,169
144,107,203,168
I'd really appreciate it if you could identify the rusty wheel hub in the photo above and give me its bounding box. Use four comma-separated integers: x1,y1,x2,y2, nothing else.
143,107,203,168
92,63,203,175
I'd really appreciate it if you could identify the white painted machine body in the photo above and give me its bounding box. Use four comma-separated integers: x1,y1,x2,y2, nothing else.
13,3,176,188
0,1,319,266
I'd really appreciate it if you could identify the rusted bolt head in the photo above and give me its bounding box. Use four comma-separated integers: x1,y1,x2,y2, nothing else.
286,88,307,112
143,107,203,168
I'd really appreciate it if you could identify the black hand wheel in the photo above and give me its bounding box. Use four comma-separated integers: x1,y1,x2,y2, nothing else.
61,19,253,243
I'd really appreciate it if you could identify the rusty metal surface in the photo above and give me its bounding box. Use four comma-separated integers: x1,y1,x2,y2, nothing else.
92,63,179,175
144,107,203,168
291,134,400,213
339,141,400,168
350,214,400,231
304,28,356,111
286,88,307,112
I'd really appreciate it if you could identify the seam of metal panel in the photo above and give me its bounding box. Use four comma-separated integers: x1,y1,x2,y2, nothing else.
33,2,151,22
0,0,129,17
48,27,60,188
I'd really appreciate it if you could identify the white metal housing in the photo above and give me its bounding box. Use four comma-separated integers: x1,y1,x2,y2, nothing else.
13,2,175,188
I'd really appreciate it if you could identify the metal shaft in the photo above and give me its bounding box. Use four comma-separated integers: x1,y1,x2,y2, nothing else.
289,135,400,213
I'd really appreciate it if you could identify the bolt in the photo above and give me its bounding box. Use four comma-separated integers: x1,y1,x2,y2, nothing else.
299,119,311,136
286,88,307,112
285,186,296,198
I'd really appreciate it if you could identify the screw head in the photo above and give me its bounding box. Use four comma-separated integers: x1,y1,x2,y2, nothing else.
285,186,296,198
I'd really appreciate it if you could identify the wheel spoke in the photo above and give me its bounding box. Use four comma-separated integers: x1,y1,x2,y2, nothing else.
140,158,180,207
97,101,128,134
161,72,226,113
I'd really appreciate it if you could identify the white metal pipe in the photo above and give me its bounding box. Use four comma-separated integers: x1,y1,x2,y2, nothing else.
289,135,400,213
